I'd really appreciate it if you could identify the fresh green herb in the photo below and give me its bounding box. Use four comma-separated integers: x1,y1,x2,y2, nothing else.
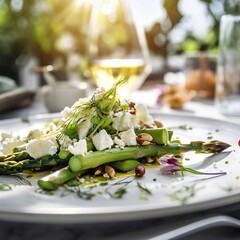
62,186,96,200
35,188,55,196
64,123,79,140
55,77,128,142
207,132,213,140
0,183,12,191
13,174,32,186
170,184,197,204
105,176,133,199
169,125,193,130
110,188,127,199
223,177,240,192
137,181,152,201
100,182,108,186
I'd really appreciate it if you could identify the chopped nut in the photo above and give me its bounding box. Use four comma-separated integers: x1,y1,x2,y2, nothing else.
135,165,145,177
129,102,136,108
129,102,136,115
143,123,155,129
94,166,103,176
136,133,153,145
103,173,110,179
105,165,115,178
147,156,156,163
154,120,163,128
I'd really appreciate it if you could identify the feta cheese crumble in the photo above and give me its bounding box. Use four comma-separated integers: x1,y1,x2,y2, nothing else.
2,139,25,155
68,139,87,156
112,112,139,131
78,118,92,140
61,106,74,119
26,138,58,159
92,129,113,151
1,132,13,142
27,129,44,140
135,103,154,124
94,87,106,100
59,135,76,149
113,137,125,148
119,129,137,146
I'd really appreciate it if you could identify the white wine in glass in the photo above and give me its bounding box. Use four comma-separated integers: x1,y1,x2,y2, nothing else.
88,0,151,98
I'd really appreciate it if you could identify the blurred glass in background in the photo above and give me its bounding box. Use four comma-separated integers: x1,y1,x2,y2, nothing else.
215,15,240,115
87,0,151,98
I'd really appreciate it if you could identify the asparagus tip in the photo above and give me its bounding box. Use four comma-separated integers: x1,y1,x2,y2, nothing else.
202,140,231,153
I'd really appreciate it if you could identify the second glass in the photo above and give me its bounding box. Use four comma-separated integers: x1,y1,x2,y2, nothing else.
87,0,151,99
215,15,240,115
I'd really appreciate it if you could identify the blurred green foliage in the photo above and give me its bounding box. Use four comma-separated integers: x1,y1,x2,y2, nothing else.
146,0,240,57
0,0,240,82
0,0,92,82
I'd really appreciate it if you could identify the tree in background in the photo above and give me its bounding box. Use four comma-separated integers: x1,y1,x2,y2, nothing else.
0,0,92,83
146,0,240,58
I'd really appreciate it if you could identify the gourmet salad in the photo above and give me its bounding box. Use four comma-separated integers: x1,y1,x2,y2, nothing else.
0,78,230,192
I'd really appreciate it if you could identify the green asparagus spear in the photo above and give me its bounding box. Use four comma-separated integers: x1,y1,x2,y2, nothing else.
38,166,85,190
0,151,30,162
110,160,141,172
0,155,69,175
37,140,230,190
58,149,72,160
69,140,230,173
135,128,169,144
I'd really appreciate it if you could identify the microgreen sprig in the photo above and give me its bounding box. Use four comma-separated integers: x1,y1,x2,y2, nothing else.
56,76,129,141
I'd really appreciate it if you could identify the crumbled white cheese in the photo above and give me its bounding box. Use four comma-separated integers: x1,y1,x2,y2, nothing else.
68,139,87,156
135,103,153,124
112,112,139,131
94,87,106,100
113,137,125,148
27,129,44,140
78,118,92,140
92,129,113,151
61,106,74,119
1,132,13,142
2,139,25,154
43,121,58,134
73,97,89,107
119,129,137,146
58,135,75,149
26,138,58,159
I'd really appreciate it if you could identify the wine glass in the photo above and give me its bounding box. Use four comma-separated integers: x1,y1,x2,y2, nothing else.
87,0,151,99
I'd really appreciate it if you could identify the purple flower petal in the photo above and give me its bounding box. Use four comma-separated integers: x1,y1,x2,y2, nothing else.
160,164,181,174
158,157,180,166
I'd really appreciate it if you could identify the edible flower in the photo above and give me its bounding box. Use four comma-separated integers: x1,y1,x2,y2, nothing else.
159,156,226,176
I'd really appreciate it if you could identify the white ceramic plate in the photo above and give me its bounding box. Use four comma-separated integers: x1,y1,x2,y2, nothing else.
0,113,239,223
